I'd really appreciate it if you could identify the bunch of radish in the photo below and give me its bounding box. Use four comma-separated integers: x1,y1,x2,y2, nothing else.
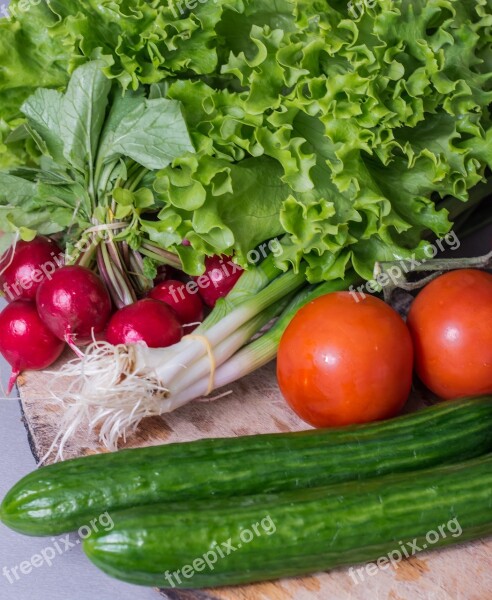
0,237,112,392
0,236,242,394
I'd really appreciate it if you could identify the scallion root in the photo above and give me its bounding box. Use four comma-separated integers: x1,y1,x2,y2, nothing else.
46,341,171,457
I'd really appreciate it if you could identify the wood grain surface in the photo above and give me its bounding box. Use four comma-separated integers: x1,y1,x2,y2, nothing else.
17,355,492,600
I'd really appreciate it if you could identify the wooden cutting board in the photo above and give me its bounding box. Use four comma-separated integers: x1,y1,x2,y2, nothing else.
16,352,492,600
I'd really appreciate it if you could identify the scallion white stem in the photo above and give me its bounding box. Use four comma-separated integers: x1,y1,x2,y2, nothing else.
153,268,306,385
169,295,291,396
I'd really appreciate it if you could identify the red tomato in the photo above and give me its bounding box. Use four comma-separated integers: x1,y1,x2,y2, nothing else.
277,292,414,428
407,269,492,400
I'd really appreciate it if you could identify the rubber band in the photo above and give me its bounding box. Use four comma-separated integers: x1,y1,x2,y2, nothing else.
183,334,216,395
82,222,127,236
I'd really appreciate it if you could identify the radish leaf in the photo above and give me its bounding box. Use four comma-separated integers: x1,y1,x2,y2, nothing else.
97,98,195,170
59,62,112,176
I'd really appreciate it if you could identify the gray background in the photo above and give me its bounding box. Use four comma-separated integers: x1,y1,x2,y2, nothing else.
0,0,491,598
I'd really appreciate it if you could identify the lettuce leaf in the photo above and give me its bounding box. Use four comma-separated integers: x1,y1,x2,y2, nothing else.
0,1,70,167
0,0,491,283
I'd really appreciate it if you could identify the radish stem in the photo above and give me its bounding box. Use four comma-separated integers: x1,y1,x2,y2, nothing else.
138,244,183,270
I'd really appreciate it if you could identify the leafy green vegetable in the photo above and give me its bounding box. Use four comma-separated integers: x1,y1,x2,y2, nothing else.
59,62,112,177
0,0,491,284
0,60,195,302
0,1,70,168
0,173,62,253
98,96,194,171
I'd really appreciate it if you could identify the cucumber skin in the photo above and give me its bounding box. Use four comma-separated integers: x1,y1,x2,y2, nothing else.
83,454,492,588
2,395,492,536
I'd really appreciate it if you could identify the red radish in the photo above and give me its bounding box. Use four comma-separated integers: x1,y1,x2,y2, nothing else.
193,255,243,307
149,280,204,329
0,301,65,393
106,299,183,348
36,266,111,355
0,236,63,302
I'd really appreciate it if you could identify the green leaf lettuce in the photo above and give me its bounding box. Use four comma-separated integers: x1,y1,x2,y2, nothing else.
0,0,490,283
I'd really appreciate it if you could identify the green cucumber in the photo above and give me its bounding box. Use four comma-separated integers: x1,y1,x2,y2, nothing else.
83,453,492,588
2,395,492,536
